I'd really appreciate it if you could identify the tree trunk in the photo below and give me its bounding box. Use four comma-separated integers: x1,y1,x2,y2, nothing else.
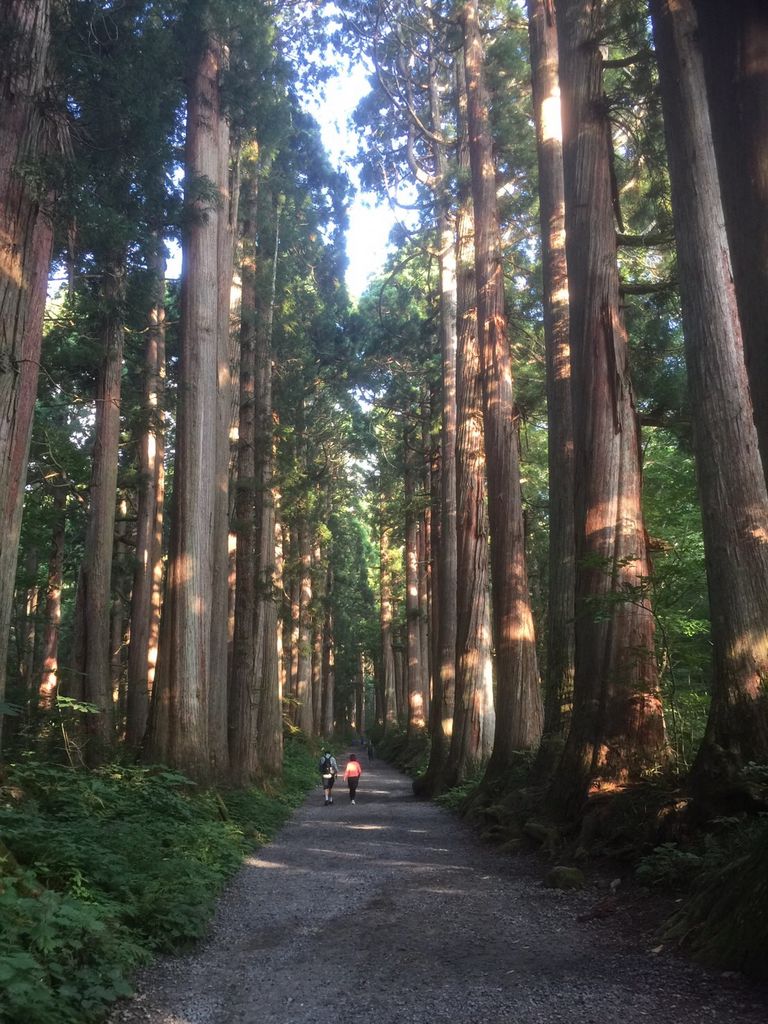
126,246,166,750
460,0,543,780
72,257,125,760
288,523,300,713
527,0,575,774
311,538,325,731
208,128,238,778
420,159,459,791
20,548,39,697
39,480,66,710
146,34,227,778
405,423,426,733
229,157,259,785
296,516,314,734
694,0,768,488
254,197,282,777
418,506,431,721
257,494,284,777
651,0,768,777
379,517,398,733
549,0,666,816
447,63,495,787
394,641,405,726
321,566,335,737
0,0,56,749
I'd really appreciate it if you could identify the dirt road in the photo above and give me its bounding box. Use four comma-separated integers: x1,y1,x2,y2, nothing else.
112,758,767,1024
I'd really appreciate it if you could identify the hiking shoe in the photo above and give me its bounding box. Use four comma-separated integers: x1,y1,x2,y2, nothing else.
351,799,356,805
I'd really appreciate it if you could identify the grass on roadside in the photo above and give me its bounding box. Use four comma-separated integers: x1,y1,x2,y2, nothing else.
0,738,317,1024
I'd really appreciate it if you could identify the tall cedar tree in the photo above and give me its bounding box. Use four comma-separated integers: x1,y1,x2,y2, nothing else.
446,58,495,787
693,0,768,488
0,0,57,748
229,151,260,784
417,45,459,796
459,0,543,780
651,0,768,781
526,0,575,771
548,0,667,817
126,247,166,749
146,30,229,779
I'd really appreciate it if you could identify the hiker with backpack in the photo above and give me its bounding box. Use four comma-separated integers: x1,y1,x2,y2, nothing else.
344,754,362,804
318,749,339,805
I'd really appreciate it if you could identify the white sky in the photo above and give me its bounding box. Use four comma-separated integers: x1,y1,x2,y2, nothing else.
303,60,394,299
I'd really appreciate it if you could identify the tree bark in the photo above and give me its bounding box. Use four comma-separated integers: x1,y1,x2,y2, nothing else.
126,246,166,750
405,422,426,733
39,479,66,710
379,515,398,733
208,127,238,777
447,63,495,787
321,564,335,737
72,257,125,760
229,156,259,785
0,0,56,748
295,515,314,734
527,0,575,773
549,0,666,816
694,0,768,488
421,146,459,789
288,523,300,713
253,196,282,776
651,0,768,776
311,537,325,731
257,493,284,777
460,0,543,780
20,548,39,697
146,34,227,778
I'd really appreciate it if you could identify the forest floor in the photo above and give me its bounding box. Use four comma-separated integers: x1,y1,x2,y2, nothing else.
110,759,768,1024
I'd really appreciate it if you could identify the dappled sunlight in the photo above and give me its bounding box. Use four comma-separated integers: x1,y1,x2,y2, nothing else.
541,91,562,144
552,285,569,309
346,824,389,831
246,858,297,870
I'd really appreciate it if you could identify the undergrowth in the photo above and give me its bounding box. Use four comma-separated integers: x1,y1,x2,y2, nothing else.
0,739,317,1024
637,808,768,980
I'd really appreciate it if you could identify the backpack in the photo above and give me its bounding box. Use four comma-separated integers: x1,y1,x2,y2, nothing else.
319,753,335,776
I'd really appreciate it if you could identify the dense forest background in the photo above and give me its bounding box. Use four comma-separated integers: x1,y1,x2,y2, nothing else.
2,0,768,1014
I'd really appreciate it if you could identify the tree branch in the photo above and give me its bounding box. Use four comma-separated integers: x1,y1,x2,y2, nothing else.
620,278,677,295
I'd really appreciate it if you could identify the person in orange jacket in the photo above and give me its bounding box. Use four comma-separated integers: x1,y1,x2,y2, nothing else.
344,753,362,804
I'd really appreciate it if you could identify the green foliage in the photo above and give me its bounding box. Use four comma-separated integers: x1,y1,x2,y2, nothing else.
636,842,704,888
658,818,768,980
0,741,315,1024
435,775,483,813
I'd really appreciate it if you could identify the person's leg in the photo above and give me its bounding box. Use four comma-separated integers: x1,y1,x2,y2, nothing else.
328,777,334,803
349,778,358,803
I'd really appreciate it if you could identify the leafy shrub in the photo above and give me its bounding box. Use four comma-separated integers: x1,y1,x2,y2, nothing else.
637,842,704,888
0,740,315,1024
435,776,482,812
664,817,768,980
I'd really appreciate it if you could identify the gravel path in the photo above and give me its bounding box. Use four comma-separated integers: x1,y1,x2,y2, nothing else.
112,758,767,1024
